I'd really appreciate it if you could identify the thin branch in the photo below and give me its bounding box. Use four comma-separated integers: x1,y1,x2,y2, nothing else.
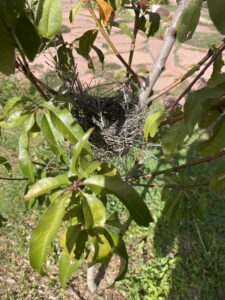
126,150,225,182
160,94,225,128
138,0,192,108
130,182,207,188
127,4,140,74
0,176,28,181
149,47,214,102
170,39,225,110
0,145,66,171
86,3,140,86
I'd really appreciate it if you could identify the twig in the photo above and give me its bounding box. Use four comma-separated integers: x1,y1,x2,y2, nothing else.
0,145,66,171
149,47,214,102
194,218,208,256
86,3,140,86
126,150,225,182
170,39,225,110
127,4,140,75
130,182,207,188
0,176,28,181
160,94,225,128
138,0,192,108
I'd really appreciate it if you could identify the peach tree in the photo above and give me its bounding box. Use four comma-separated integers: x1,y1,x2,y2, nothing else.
1,0,225,291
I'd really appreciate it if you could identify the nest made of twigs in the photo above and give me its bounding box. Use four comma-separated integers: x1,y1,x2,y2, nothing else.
70,81,146,158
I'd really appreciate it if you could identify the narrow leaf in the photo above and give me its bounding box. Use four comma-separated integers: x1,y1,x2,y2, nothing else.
69,128,93,176
144,110,166,139
83,175,153,227
29,193,70,274
59,255,82,288
24,175,70,201
42,102,84,145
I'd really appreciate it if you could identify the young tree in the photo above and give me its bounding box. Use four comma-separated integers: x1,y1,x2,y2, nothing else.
0,0,225,292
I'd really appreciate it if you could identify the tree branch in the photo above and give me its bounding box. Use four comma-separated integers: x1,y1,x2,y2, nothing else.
126,150,225,182
138,0,192,108
87,3,140,86
170,39,225,110
0,176,28,181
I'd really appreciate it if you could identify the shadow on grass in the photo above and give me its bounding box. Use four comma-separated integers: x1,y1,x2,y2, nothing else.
153,144,225,300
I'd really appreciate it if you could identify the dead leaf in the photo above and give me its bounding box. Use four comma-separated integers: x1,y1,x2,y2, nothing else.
95,0,113,24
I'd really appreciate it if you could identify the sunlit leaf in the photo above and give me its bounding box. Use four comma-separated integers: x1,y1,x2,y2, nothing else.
82,192,106,229
144,110,166,139
29,192,70,274
83,175,153,227
24,175,70,201
59,255,82,288
69,1,82,23
42,102,84,145
69,128,93,177
36,0,62,38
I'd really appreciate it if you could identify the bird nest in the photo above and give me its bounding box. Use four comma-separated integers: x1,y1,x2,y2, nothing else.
70,81,146,158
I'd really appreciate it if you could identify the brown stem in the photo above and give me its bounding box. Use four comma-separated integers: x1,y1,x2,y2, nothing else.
126,150,225,182
87,3,140,86
0,145,66,171
170,39,225,110
0,176,28,181
150,47,215,102
127,5,140,74
138,0,192,108
130,182,207,188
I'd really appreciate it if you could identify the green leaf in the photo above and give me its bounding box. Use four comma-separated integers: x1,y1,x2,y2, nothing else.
207,0,225,34
82,192,106,229
29,192,70,274
92,228,114,263
92,45,104,68
19,114,35,183
176,0,202,43
114,237,128,281
208,51,225,88
210,161,225,191
0,110,29,128
59,255,82,288
69,128,93,177
24,175,70,201
55,45,75,73
198,116,225,155
118,23,133,40
1,96,22,118
147,12,161,37
83,175,153,227
143,110,166,139
75,30,98,56
183,85,225,136
162,120,187,156
69,1,82,23
36,0,62,38
74,230,88,260
14,13,41,61
0,18,15,75
0,156,11,174
41,112,61,156
42,102,84,145
65,224,82,254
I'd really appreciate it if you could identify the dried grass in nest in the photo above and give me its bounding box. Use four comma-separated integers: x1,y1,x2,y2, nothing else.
71,81,146,158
